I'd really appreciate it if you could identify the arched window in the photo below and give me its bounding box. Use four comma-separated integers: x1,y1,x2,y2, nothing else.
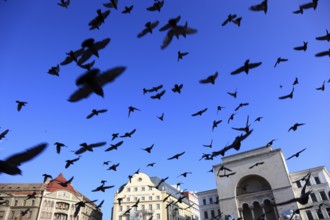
242,203,253,220
264,199,277,220
253,201,263,219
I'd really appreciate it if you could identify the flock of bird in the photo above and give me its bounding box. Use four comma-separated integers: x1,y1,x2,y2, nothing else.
1,0,329,219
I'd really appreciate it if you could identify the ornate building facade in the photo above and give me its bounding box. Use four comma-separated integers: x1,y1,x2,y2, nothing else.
210,146,330,220
0,173,102,220
111,172,195,220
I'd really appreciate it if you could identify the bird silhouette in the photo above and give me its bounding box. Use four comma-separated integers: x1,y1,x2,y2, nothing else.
74,199,98,217
315,49,330,58
122,5,133,14
203,139,213,148
78,38,111,65
294,41,308,51
92,183,114,192
159,15,181,31
146,162,156,167
161,21,197,49
137,21,159,38
16,100,27,112
172,84,183,93
48,64,60,76
96,200,104,208
86,109,108,119
141,144,154,153
103,161,111,165
316,81,325,91
216,165,232,176
156,113,164,121
316,30,330,42
232,17,242,27
57,176,74,187
0,129,9,140
232,115,250,133
75,142,106,154
249,0,268,14
278,87,294,100
222,14,237,26
146,0,164,12
128,106,140,117
227,113,236,124
112,133,119,141
288,123,305,132
105,141,124,151
227,89,237,98
68,67,125,102
191,108,208,116
167,151,185,160
266,139,277,146
150,90,166,100
274,57,288,68
177,172,192,178
60,48,84,65
212,120,222,131
103,0,118,9
199,71,218,84
254,117,263,122
177,51,189,61
218,172,236,177
234,102,249,111
20,208,30,216
107,163,120,171
0,143,47,175
249,162,264,169
287,148,306,160
88,9,110,30
58,0,70,8
42,173,53,183
65,156,81,169
25,192,36,200
231,59,262,75
120,129,136,138
54,142,67,154
292,77,299,85
217,106,226,114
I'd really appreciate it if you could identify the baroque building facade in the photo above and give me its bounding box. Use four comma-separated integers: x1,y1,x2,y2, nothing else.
0,173,102,220
111,172,196,220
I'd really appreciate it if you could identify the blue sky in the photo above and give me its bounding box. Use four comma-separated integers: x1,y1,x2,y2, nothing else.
0,0,329,219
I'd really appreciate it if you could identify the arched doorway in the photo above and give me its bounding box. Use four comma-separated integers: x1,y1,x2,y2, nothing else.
236,175,278,220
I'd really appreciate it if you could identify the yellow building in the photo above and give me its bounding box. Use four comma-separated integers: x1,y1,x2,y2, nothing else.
112,172,194,220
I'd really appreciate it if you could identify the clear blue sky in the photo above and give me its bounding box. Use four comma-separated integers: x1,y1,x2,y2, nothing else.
1,0,329,219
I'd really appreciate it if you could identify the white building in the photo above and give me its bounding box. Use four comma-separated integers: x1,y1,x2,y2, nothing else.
211,146,330,220
197,189,220,220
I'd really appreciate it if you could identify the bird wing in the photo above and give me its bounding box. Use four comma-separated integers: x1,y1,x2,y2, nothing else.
68,66,125,102
161,29,174,49
86,112,95,119
75,147,87,155
315,50,330,57
90,142,107,148
5,143,47,166
0,129,9,140
230,66,245,75
248,62,262,69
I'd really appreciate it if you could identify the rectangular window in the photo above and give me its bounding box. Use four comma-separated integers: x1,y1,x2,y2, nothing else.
296,181,302,188
317,209,324,219
320,191,328,201
149,204,152,210
209,197,213,204
14,200,18,206
141,205,145,210
156,195,160,200
157,214,160,219
314,176,321,184
32,200,35,206
149,196,152,200
149,186,152,191
203,199,206,205
156,204,160,209
306,179,311,186
134,197,138,201
134,187,138,192
141,196,145,201
218,209,221,215
310,193,318,202
127,197,130,202
204,211,208,219
127,188,130,192
141,187,145,191
305,210,314,220
211,210,215,218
